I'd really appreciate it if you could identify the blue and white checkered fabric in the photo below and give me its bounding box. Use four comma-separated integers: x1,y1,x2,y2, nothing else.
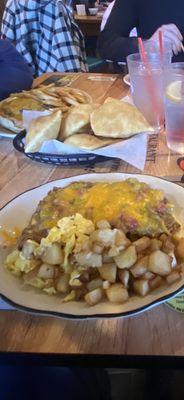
1,0,87,77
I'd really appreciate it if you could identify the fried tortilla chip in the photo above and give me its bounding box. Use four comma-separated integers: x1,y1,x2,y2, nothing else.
64,133,118,150
90,97,154,138
25,110,62,153
59,103,99,140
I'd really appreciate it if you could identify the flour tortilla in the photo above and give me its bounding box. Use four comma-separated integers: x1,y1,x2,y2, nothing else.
64,133,118,150
25,110,62,153
90,97,154,138
59,103,99,140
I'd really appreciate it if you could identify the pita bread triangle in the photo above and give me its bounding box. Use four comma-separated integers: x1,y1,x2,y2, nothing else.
90,97,154,138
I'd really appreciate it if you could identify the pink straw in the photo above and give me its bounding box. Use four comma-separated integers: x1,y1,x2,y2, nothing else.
138,37,161,118
158,30,163,58
138,37,147,64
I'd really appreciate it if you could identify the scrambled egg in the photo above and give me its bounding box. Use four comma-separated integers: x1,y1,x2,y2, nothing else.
5,214,95,294
5,249,39,276
40,213,95,268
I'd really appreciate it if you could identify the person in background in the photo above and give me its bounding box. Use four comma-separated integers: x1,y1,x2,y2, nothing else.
0,39,33,100
1,0,87,77
100,1,137,36
98,0,184,63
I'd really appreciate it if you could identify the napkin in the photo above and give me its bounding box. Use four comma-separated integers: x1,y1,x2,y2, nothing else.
23,107,149,171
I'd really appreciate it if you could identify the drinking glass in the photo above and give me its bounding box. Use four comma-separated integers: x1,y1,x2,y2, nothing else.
164,63,184,153
127,53,167,131
142,40,172,64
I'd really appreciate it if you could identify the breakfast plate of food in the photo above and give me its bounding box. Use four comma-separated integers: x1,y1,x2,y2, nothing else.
0,173,184,319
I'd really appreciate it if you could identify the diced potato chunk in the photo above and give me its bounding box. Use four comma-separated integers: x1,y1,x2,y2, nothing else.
91,229,117,246
85,288,103,306
149,239,162,252
118,269,129,288
176,238,184,260
149,276,163,290
75,252,102,268
108,246,120,257
57,273,70,293
166,271,181,285
114,245,137,269
86,278,103,292
130,255,149,278
162,237,175,254
106,283,128,303
96,220,110,229
179,262,184,275
143,271,155,280
38,263,55,279
148,250,172,276
102,253,113,264
41,243,64,265
115,230,130,248
22,240,38,259
92,244,103,254
103,280,110,289
98,263,117,283
133,279,149,296
133,237,151,253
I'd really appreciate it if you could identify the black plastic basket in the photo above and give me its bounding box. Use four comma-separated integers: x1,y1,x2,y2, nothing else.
13,131,112,166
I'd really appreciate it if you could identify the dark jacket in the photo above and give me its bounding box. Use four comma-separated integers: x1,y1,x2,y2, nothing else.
0,39,33,100
98,0,184,62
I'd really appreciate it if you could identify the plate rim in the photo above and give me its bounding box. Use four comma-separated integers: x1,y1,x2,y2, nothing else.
1,171,184,319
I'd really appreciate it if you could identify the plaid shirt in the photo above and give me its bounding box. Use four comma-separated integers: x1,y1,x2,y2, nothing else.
1,0,87,76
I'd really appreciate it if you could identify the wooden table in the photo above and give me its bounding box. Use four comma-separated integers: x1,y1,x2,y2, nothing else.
1,72,184,367
74,13,103,36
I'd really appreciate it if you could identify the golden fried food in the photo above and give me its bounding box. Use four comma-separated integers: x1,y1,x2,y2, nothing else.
59,103,99,140
64,133,118,150
25,110,62,153
90,97,154,138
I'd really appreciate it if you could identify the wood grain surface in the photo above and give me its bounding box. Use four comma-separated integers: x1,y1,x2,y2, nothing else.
0,72,184,358
74,13,102,36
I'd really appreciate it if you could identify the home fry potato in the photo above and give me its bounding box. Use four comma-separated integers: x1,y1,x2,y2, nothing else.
5,210,184,307
118,269,129,288
98,263,117,283
133,237,151,253
106,283,129,303
149,276,163,290
85,288,103,306
86,278,103,292
133,279,149,296
166,271,180,285
176,237,184,260
57,273,70,293
37,263,55,279
149,238,162,252
114,245,137,269
148,250,172,276
41,243,64,265
130,255,149,278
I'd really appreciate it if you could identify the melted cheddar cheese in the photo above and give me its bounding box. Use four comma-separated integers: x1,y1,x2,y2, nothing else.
31,179,175,237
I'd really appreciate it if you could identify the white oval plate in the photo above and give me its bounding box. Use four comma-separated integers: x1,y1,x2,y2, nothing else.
123,74,130,86
0,172,184,319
